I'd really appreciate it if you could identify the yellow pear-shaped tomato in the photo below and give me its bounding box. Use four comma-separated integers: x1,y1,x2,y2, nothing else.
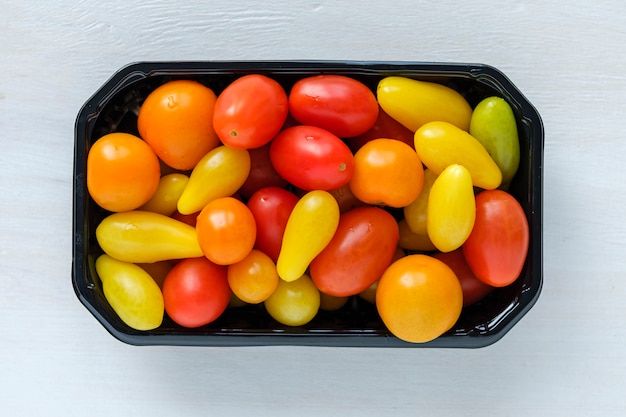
427,164,476,253
95,254,164,331
139,173,189,216
177,145,250,215
377,76,472,132
96,210,203,263
276,190,340,282
414,121,502,190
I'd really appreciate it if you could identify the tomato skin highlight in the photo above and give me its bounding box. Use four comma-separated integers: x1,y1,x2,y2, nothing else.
289,74,379,138
162,257,231,328
310,206,400,297
269,125,354,191
213,74,288,149
247,187,299,263
462,189,529,287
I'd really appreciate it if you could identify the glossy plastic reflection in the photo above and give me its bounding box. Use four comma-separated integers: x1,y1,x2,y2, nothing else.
72,61,543,348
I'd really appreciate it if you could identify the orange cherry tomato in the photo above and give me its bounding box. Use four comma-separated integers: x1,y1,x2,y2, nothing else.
137,80,219,170
87,132,161,212
349,138,424,208
227,249,279,304
376,254,463,343
196,197,257,265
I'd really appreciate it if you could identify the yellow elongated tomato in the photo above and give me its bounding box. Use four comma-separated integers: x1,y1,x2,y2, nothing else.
414,121,502,190
177,145,250,215
95,254,164,331
377,76,472,132
403,169,437,235
427,164,476,253
276,190,340,282
96,210,203,263
139,173,189,216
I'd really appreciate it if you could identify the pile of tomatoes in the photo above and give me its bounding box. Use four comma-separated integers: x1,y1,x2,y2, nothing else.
86,72,529,343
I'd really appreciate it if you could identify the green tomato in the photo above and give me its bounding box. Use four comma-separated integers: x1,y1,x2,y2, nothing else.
95,254,164,331
264,273,320,326
427,164,476,253
469,97,520,186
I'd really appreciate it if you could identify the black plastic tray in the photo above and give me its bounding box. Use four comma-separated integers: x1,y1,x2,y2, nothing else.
72,61,543,347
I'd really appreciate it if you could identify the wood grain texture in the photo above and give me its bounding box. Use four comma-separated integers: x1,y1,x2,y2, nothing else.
1,0,626,415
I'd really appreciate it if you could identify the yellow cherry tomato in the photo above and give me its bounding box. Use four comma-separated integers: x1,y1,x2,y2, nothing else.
264,274,320,326
96,210,203,263
427,164,476,253
377,76,472,132
95,254,164,331
177,145,250,215
397,219,438,252
414,121,502,190
403,169,437,235
276,190,340,282
139,173,189,216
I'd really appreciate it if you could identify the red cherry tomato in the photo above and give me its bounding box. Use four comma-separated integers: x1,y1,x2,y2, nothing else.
213,74,288,149
238,143,288,199
162,257,231,328
462,189,530,287
309,206,400,297
269,125,354,191
289,75,379,138
433,249,493,306
246,187,299,262
345,106,415,152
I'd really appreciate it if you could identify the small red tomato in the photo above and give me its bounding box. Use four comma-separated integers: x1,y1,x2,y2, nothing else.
433,249,493,306
345,105,415,152
238,143,288,199
462,190,530,287
309,206,400,297
247,187,299,262
289,75,379,138
213,74,288,149
162,257,231,328
269,125,354,191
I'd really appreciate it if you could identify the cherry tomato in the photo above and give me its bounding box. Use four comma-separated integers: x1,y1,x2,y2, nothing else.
433,249,494,306
177,145,250,215
96,211,203,263
377,76,472,132
276,190,340,282
349,138,424,208
397,219,437,252
345,105,415,152
95,254,164,331
162,257,230,328
213,74,288,149
139,173,189,216
462,189,529,287
403,169,437,236
227,249,279,304
137,80,219,170
376,254,463,343
264,274,320,326
238,143,288,199
196,197,257,265
269,125,354,191
87,132,161,213
289,75,379,138
246,187,299,263
310,206,399,297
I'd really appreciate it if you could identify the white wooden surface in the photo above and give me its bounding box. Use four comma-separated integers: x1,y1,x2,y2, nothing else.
2,0,625,415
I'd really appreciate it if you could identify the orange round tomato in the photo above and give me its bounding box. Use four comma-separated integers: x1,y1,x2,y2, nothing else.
227,249,279,304
376,254,463,343
137,80,219,170
87,132,161,212
349,138,424,208
213,74,288,149
196,197,257,265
